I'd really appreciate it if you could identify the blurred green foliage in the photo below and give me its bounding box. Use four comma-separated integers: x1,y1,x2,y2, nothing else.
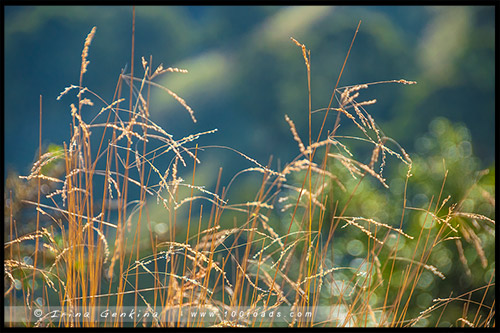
314,117,495,325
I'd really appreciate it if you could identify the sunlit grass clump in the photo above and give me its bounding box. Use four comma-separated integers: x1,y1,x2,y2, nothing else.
4,22,494,328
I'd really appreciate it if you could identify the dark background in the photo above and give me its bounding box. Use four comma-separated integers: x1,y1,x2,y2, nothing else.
4,6,495,180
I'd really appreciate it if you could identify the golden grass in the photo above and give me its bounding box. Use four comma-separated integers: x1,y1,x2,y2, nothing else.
4,19,494,328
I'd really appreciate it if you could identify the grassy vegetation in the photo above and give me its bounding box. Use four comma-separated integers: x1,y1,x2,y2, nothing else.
4,16,495,328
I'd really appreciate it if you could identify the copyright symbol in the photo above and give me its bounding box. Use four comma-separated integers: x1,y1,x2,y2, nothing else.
34,309,43,317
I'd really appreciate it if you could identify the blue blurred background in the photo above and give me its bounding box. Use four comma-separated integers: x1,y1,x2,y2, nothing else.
4,6,495,179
